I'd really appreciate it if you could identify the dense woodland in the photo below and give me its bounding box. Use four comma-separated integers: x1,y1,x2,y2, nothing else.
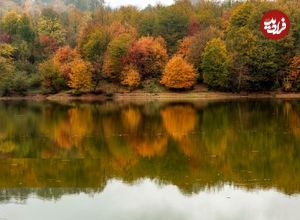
1,0,300,95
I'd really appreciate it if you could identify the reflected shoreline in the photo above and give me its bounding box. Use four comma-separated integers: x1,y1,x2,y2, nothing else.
0,100,300,199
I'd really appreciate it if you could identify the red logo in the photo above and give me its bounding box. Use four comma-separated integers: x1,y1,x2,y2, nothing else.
260,10,290,40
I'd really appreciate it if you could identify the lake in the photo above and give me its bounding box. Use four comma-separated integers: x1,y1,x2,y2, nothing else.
0,99,299,220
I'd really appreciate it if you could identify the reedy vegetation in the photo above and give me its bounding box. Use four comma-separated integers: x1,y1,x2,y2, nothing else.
0,0,300,95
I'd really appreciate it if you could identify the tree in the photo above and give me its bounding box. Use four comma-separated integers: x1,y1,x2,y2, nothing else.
121,65,140,89
53,46,81,79
157,5,189,53
126,36,168,79
0,44,29,95
78,24,110,90
186,26,220,76
202,38,231,90
103,33,134,81
160,55,197,89
283,55,300,91
225,27,258,91
38,59,67,93
108,22,137,40
68,58,92,91
176,36,193,59
37,15,66,46
1,10,35,43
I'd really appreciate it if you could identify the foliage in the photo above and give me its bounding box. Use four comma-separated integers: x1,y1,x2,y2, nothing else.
121,65,140,89
1,1,300,94
77,25,109,62
68,58,92,91
157,5,189,53
38,59,67,93
202,38,231,90
126,36,168,79
37,15,66,45
160,55,197,89
53,46,81,79
186,26,220,75
103,33,134,81
284,55,300,91
1,10,35,43
0,43,29,95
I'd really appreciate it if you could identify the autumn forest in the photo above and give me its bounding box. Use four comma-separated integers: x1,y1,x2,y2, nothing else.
0,0,300,96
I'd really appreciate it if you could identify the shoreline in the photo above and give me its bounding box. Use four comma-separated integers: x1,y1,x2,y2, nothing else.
1,91,300,102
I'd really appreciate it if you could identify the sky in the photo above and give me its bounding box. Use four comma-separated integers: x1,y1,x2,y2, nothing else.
105,0,175,9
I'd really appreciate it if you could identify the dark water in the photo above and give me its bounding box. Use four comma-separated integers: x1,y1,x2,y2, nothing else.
0,99,300,220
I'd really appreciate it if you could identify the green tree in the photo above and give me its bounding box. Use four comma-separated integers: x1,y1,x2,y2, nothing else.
157,5,189,53
77,25,110,90
37,15,66,45
103,33,134,81
202,38,231,90
0,44,29,95
38,59,67,93
1,10,35,43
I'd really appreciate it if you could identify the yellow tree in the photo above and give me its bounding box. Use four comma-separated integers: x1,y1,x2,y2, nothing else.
68,59,92,91
121,65,141,90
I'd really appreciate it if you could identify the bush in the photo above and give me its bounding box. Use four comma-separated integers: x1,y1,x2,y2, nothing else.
160,55,197,89
0,71,29,96
121,65,140,89
202,38,231,90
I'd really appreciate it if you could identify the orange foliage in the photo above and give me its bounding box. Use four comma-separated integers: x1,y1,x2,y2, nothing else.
103,116,138,170
43,107,92,149
53,46,81,79
68,58,92,91
121,65,140,89
128,136,167,158
289,56,300,80
126,36,168,78
161,105,197,140
176,36,193,59
121,107,141,132
39,35,59,55
108,21,137,39
284,55,300,91
160,55,197,89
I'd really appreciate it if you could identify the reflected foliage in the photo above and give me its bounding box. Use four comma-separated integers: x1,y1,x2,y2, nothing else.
1,100,300,200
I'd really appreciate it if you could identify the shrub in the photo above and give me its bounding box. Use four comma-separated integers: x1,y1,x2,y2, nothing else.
121,65,140,89
0,71,29,96
202,38,231,90
160,55,197,89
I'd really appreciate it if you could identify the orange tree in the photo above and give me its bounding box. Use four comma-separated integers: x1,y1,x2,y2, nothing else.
126,36,168,79
160,55,197,89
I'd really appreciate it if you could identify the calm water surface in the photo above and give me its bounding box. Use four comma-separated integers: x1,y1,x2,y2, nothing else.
0,100,300,219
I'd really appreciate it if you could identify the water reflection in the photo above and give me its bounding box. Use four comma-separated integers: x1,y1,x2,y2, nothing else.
0,100,300,199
